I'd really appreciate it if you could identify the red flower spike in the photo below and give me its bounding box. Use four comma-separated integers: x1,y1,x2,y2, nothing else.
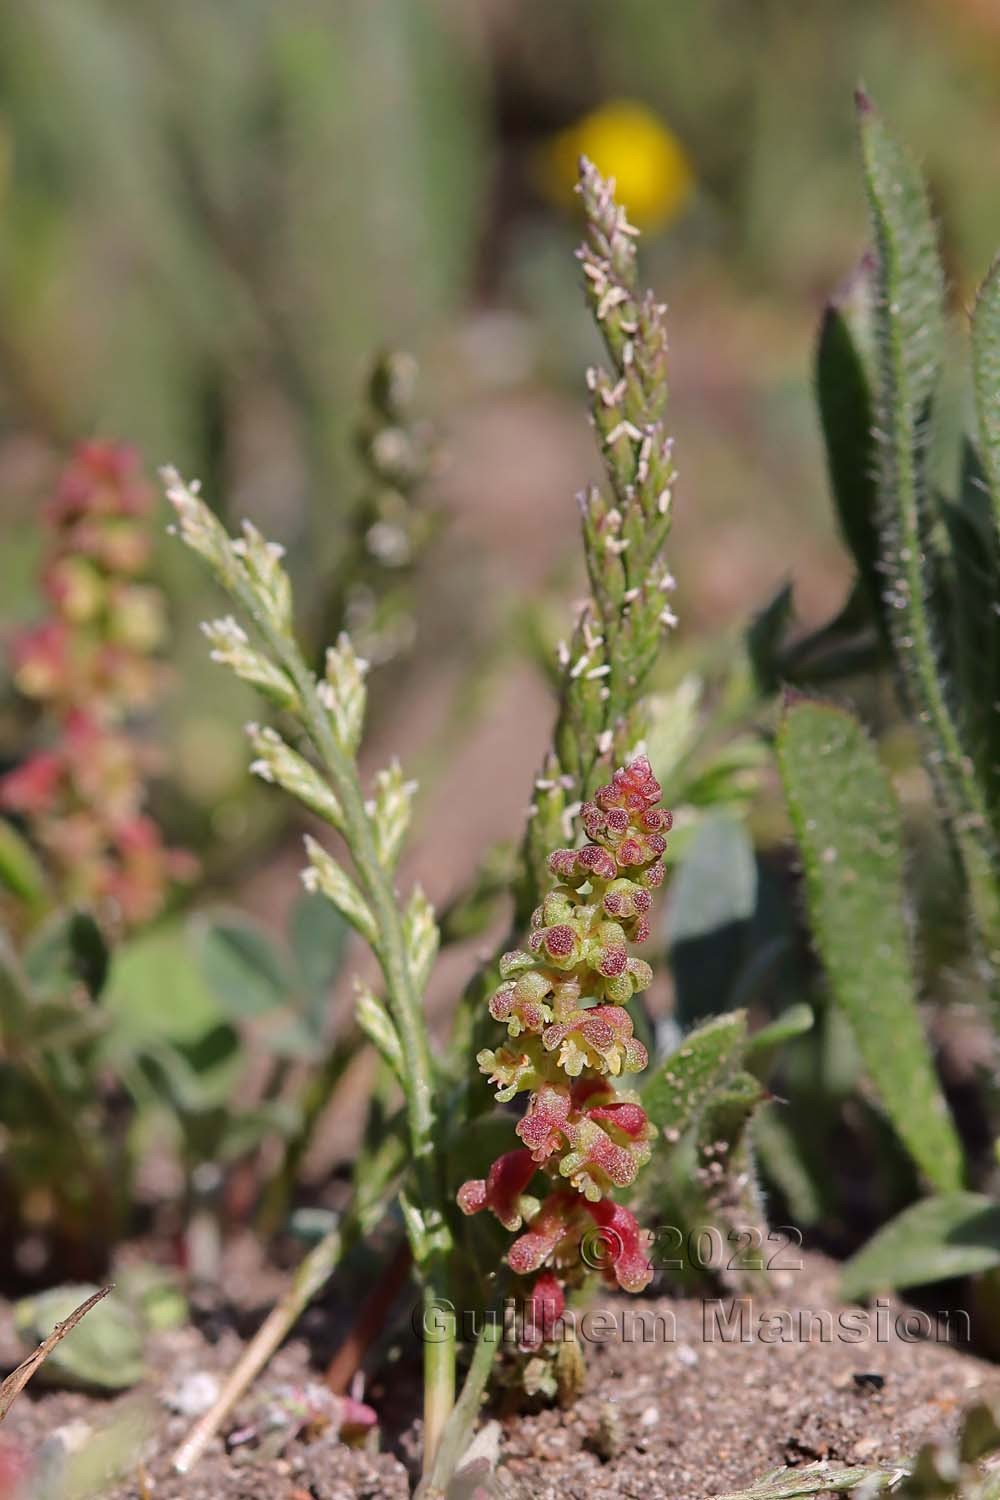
462,758,670,1308
560,1115,646,1198
521,1270,565,1347
507,1193,578,1276
457,1149,537,1231
583,1199,654,1293
547,847,579,882
0,752,63,815
541,923,579,964
570,1075,615,1110
4,440,192,930
48,440,149,526
489,968,552,1036
516,1084,572,1161
542,1004,647,1078
587,1101,651,1139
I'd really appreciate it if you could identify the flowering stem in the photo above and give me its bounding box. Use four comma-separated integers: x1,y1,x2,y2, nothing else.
518,158,677,919
239,599,456,1465
422,1286,458,1472
164,467,455,1469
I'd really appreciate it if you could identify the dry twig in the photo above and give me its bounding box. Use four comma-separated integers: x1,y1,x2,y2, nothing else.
0,1284,112,1422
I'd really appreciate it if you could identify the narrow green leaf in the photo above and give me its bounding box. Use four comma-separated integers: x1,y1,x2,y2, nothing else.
777,699,963,1191
753,1108,824,1228
24,911,108,1000
0,818,47,909
816,295,881,624
670,813,756,1024
841,1192,1000,1300
744,1003,814,1072
642,1010,747,1139
857,86,943,455
972,253,1000,538
940,444,1000,811
858,91,999,947
0,936,31,1035
746,582,794,696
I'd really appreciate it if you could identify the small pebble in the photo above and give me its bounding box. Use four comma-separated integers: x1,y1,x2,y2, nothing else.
164,1370,220,1417
43,1420,92,1456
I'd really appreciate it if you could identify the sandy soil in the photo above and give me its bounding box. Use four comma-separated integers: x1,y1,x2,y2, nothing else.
1,1252,996,1500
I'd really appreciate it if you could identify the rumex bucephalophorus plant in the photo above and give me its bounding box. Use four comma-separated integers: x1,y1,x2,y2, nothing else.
159,158,770,1495
457,754,669,1337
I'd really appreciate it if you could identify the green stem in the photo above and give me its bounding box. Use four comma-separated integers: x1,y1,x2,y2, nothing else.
415,1292,504,1500
207,558,455,1459
860,110,1000,965
421,1279,457,1472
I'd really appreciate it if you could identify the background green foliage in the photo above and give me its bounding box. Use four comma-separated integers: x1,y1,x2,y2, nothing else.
5,0,1000,1416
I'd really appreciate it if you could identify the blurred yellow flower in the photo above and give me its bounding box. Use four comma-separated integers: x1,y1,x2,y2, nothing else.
540,100,694,232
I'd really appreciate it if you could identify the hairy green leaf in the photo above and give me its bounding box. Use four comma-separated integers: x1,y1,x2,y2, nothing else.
0,818,47,909
858,91,999,949
841,1192,1000,1300
777,699,963,1191
816,295,881,624
940,444,1000,814
744,1003,814,1074
642,1010,747,1140
973,253,1000,539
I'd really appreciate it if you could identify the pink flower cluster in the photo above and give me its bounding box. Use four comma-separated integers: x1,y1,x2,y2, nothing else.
1,442,194,927
458,757,670,1330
